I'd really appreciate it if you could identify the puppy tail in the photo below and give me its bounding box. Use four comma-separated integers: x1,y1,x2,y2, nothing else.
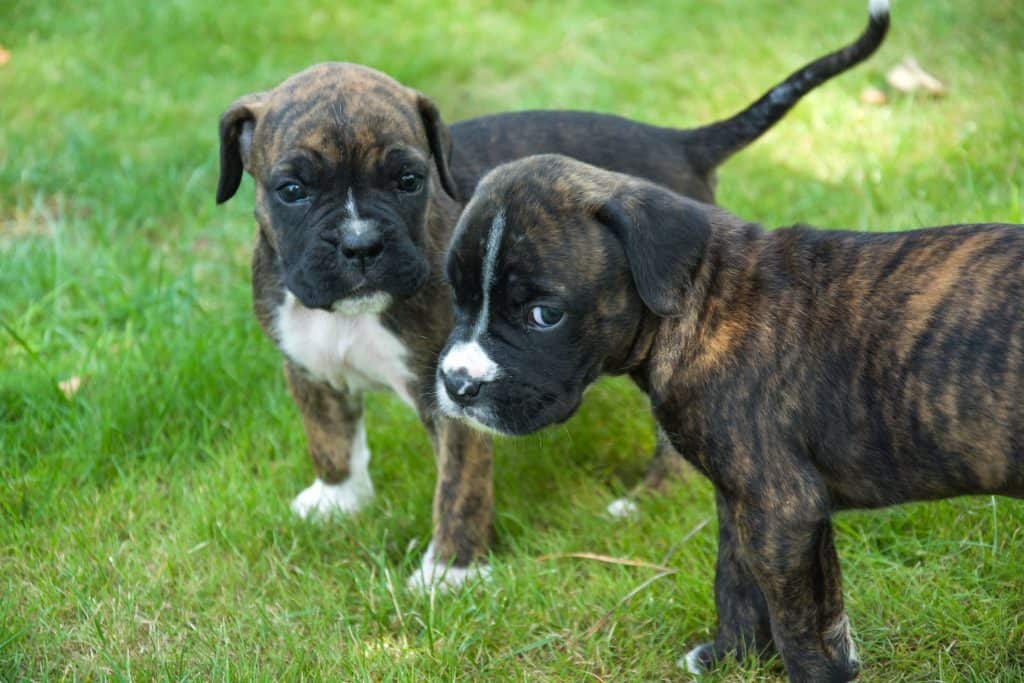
686,0,889,173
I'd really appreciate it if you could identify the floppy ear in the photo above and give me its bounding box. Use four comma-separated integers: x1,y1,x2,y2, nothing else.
415,93,458,201
595,185,711,317
216,92,267,204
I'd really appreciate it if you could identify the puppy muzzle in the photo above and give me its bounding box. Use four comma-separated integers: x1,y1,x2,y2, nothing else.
440,367,488,407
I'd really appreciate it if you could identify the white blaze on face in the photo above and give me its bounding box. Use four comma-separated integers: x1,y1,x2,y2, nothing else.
439,209,506,384
342,188,373,236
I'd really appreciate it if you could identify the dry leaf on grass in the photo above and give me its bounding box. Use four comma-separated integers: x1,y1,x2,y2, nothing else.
860,86,888,106
887,57,946,96
58,376,84,399
0,47,9,67
536,552,675,573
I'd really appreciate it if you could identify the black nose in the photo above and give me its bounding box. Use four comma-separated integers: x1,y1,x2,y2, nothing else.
340,230,384,268
443,369,484,406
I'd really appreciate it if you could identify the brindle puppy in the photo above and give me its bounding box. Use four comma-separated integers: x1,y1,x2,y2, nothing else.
215,2,889,590
437,154,1023,681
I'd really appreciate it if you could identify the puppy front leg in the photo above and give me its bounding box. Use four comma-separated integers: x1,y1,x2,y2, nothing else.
736,500,858,683
284,362,373,518
681,492,774,674
408,417,494,591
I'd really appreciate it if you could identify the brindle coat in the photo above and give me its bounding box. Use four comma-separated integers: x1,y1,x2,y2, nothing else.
438,155,1023,682
216,6,889,579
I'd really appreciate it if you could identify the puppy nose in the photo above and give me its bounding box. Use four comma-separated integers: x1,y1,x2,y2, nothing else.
442,369,484,406
340,230,384,266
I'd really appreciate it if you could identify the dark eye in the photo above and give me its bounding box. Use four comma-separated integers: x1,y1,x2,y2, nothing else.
397,172,424,194
527,305,565,330
276,182,309,204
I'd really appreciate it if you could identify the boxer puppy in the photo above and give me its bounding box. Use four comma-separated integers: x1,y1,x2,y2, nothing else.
437,153,1024,681
215,1,890,590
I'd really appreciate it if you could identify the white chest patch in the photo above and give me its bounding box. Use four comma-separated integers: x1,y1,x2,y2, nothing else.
276,292,416,407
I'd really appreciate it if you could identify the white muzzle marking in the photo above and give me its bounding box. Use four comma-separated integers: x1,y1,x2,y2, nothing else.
441,341,498,381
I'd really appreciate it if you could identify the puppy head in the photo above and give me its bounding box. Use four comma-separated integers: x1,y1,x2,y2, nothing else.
216,62,457,313
436,154,711,435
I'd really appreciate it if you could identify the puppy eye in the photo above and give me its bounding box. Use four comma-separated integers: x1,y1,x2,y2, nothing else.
527,305,565,330
276,182,309,204
397,172,424,194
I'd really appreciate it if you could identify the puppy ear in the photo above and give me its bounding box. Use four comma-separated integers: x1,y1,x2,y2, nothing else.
415,93,459,201
216,92,267,204
595,185,711,317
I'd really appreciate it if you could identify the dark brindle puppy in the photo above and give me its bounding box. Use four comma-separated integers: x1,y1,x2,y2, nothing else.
216,2,889,590
437,154,1024,681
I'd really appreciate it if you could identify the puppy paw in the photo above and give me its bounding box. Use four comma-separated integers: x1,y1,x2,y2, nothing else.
825,613,860,676
406,542,491,593
290,476,374,519
677,643,713,676
605,497,639,519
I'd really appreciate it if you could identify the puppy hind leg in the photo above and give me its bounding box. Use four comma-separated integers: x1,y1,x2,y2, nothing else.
642,426,693,492
607,425,691,519
285,362,373,518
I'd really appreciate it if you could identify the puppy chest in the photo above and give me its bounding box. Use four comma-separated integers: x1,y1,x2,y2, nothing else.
275,298,416,406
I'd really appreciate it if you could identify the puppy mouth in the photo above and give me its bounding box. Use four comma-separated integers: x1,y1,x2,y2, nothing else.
434,377,510,436
433,376,578,437
284,284,393,316
283,242,431,310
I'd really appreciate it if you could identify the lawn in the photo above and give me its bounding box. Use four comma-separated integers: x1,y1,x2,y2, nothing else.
2,0,1023,680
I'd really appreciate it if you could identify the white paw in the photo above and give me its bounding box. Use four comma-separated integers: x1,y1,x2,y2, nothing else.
605,497,639,519
678,643,710,675
406,542,491,593
290,476,374,519
826,613,859,666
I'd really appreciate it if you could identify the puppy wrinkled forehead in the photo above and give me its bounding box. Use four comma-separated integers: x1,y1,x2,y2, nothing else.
447,200,501,280
270,62,412,114
447,154,620,284
263,100,417,148
257,63,424,155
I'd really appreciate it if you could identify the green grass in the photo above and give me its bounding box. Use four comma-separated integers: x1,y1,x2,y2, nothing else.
2,0,1023,679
